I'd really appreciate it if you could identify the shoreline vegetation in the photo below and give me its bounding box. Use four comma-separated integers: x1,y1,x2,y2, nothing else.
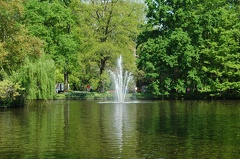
0,1,239,107
56,91,240,100
1,90,240,108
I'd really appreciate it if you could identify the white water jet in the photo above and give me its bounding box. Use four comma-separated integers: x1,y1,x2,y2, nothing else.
109,55,133,103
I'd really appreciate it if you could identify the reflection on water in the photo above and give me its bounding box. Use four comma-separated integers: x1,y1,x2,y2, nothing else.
0,100,240,158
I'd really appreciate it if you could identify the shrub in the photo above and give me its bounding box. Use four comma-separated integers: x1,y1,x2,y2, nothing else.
0,80,24,107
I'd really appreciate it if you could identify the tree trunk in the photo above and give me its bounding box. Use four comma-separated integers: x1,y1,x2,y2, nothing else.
64,60,69,92
64,71,68,92
97,58,107,92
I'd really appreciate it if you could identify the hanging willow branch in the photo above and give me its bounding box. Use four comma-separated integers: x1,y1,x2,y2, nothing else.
20,57,56,100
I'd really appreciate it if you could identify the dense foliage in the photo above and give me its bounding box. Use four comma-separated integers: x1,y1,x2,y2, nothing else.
0,79,24,106
0,0,144,105
137,0,240,98
18,57,56,100
74,0,144,92
0,0,239,105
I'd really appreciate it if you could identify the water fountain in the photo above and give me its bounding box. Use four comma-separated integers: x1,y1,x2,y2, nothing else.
109,55,133,103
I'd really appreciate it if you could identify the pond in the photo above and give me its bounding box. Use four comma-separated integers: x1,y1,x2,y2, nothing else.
0,100,240,158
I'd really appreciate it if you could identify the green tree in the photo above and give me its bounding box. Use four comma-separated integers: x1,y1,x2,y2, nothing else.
137,0,240,98
15,56,56,100
196,0,240,95
0,0,43,77
0,0,49,102
137,0,199,96
23,0,80,92
75,0,145,92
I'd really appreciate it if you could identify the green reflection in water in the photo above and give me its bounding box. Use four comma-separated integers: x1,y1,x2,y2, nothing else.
0,100,239,158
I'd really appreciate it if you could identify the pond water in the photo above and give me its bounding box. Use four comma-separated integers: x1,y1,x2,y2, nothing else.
0,100,240,158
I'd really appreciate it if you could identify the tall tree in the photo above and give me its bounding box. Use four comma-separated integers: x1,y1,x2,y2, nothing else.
137,0,240,97
75,0,145,92
196,0,240,94
0,0,57,101
23,0,80,92
137,0,199,96
0,0,43,77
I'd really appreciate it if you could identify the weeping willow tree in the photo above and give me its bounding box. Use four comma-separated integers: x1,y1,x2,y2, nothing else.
20,56,56,99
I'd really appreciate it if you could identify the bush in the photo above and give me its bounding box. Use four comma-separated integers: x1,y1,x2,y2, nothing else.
0,80,24,107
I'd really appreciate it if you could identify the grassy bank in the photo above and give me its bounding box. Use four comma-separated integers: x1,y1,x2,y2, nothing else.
54,91,115,100
54,91,240,100
54,91,139,100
